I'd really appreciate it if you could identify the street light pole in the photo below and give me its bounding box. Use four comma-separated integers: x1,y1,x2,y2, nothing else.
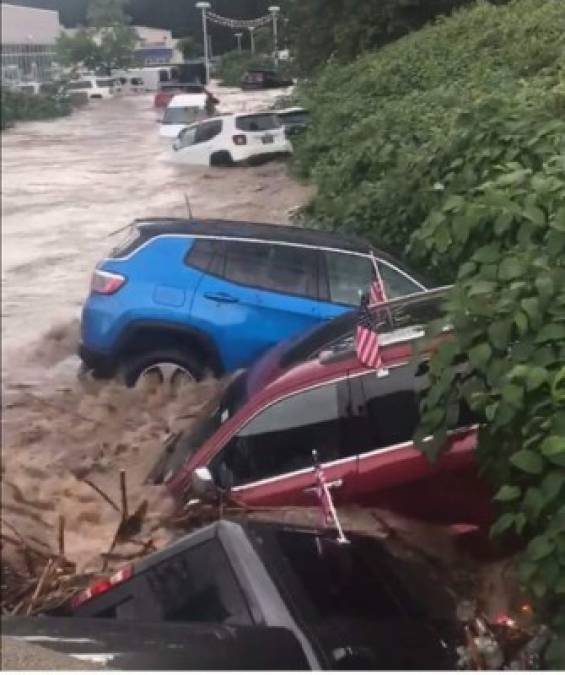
268,6,280,67
234,32,243,53
196,1,211,84
248,26,255,55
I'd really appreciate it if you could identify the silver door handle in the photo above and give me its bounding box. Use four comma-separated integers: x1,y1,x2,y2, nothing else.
303,478,343,494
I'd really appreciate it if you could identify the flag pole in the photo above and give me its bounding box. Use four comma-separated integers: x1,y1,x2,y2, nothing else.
312,450,349,545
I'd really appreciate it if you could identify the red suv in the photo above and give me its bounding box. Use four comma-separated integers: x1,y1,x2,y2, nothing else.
150,293,492,528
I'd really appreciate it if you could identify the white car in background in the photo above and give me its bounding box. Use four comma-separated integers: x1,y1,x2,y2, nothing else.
171,112,292,166
67,76,115,99
159,93,209,138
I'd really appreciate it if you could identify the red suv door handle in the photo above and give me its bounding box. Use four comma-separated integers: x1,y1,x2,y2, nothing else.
204,292,239,304
303,478,344,494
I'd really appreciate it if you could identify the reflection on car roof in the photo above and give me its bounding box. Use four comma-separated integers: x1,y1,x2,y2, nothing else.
134,218,377,253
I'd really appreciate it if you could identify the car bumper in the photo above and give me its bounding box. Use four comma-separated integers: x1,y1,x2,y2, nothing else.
78,343,117,378
232,142,292,164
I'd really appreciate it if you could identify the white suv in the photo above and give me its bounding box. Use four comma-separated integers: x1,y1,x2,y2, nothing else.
67,76,115,99
171,113,292,166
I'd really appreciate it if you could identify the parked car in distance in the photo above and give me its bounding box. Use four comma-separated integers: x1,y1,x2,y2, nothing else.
67,76,115,99
159,93,209,138
171,113,291,166
276,107,310,137
155,82,207,108
241,68,294,90
148,297,492,531
79,218,429,388
6,520,462,669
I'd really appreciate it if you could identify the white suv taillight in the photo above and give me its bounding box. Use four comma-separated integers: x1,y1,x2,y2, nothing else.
90,269,126,295
232,134,247,145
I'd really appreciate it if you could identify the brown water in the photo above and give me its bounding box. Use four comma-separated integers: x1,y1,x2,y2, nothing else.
1,84,313,577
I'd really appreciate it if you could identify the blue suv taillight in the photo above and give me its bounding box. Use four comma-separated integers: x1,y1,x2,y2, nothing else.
90,269,127,295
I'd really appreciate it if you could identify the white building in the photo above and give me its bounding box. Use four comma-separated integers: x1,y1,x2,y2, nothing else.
133,26,182,65
63,24,183,67
1,3,62,83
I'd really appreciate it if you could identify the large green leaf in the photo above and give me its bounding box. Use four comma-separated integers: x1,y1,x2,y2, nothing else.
498,257,524,280
541,436,565,457
510,449,544,475
468,342,492,369
527,535,555,561
494,484,521,502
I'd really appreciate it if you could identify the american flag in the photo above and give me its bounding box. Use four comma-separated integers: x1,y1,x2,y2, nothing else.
369,277,386,306
355,296,382,369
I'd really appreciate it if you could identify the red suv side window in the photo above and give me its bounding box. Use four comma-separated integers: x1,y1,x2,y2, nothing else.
210,380,353,488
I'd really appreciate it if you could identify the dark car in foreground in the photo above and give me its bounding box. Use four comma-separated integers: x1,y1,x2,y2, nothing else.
4,520,462,669
241,68,294,90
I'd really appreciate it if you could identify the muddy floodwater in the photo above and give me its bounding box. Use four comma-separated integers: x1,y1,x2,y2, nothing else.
1,85,313,576
1,84,312,366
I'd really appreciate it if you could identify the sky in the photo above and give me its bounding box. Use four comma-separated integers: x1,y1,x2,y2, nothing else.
2,0,274,36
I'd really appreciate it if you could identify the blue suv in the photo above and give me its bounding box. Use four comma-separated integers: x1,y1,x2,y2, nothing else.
80,219,429,387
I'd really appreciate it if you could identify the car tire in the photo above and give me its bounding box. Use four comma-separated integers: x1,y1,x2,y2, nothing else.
210,151,234,167
119,348,204,389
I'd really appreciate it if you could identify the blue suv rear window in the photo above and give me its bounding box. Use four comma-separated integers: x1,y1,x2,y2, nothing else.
185,239,219,272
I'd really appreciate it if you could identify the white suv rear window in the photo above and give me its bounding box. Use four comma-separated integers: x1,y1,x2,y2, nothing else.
235,114,281,132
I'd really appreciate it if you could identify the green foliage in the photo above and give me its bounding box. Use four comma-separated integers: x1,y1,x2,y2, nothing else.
55,25,137,74
283,0,479,74
293,0,565,658
56,0,137,74
176,36,200,60
55,29,101,72
1,89,73,130
293,0,565,268
87,0,129,28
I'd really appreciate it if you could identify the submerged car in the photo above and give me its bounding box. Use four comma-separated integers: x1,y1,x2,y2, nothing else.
159,93,209,138
276,107,310,137
241,68,294,91
79,218,430,387
154,83,215,109
4,520,462,669
67,76,115,99
149,292,492,530
171,112,291,166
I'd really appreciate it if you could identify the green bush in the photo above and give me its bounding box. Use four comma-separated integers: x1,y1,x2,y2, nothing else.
292,0,565,656
1,89,73,130
293,0,565,272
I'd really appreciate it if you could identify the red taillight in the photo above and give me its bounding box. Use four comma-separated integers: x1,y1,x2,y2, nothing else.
72,564,133,608
90,269,126,295
232,134,247,146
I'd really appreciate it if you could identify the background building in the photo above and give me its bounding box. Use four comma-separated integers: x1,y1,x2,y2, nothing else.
1,3,62,83
134,26,182,66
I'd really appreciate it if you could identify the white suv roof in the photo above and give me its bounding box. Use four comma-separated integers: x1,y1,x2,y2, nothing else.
168,93,208,108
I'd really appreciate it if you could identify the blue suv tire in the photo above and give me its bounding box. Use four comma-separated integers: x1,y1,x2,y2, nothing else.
120,347,204,388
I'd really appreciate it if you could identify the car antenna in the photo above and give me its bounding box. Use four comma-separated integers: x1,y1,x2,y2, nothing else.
184,194,194,221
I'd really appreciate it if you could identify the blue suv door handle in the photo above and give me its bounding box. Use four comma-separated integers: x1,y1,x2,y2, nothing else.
204,292,239,304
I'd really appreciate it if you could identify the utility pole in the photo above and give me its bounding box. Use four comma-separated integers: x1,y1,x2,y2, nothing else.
268,6,280,67
234,32,243,53
196,1,211,84
248,26,255,55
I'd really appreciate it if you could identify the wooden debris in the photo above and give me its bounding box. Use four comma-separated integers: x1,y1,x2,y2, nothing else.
77,477,120,512
58,515,65,558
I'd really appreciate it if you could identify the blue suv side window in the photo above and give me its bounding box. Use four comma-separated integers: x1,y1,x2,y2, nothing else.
223,241,318,299
185,239,218,271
